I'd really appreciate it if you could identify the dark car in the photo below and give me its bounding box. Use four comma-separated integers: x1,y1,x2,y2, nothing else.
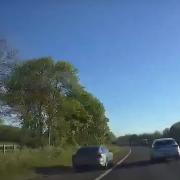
72,146,113,171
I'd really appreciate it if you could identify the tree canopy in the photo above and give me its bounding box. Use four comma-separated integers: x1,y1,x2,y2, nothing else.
4,57,113,147
169,122,180,144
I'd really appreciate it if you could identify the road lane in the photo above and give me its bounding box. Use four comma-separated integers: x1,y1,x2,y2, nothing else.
95,148,131,180
103,146,180,180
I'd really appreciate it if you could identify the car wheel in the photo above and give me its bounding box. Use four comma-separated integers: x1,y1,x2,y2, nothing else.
73,164,81,172
109,161,113,168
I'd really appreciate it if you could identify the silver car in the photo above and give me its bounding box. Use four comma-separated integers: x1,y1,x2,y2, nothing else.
150,138,180,161
72,146,113,171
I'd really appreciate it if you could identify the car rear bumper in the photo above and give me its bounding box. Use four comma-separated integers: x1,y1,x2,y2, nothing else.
151,151,180,159
73,158,106,168
74,161,105,166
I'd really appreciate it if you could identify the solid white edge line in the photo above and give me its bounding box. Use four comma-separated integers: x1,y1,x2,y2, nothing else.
94,148,132,180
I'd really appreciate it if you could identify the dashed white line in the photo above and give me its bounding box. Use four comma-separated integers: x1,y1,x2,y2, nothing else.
94,148,132,180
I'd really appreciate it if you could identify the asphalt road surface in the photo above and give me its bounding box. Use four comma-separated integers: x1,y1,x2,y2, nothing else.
35,146,180,180
103,146,180,180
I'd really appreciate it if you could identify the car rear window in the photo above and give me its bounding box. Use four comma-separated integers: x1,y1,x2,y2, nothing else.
77,147,99,155
154,140,176,147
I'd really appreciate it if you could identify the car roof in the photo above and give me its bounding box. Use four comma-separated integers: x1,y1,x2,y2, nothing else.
79,145,106,148
81,145,99,148
76,146,101,153
153,138,175,142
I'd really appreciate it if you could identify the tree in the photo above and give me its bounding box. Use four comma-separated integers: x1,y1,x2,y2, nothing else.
0,39,18,87
0,125,21,143
117,130,163,146
76,90,110,144
162,128,170,138
107,131,116,143
0,39,19,125
5,57,112,147
5,57,59,145
169,122,180,143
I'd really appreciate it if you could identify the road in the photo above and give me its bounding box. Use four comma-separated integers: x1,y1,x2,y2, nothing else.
35,146,180,180
103,146,180,180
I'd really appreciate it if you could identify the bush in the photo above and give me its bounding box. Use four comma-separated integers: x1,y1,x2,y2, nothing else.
0,125,21,143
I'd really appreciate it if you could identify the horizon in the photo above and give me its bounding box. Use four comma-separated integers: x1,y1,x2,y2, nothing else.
1,0,180,136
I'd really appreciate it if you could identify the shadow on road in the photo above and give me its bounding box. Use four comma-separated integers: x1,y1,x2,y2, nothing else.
116,159,166,170
35,165,102,176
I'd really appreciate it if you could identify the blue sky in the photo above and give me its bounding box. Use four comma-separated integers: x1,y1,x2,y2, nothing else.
1,0,180,135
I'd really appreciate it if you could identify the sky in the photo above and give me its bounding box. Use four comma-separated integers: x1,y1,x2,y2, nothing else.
1,0,180,135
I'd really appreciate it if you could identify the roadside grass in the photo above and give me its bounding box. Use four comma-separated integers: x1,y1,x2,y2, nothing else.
0,144,129,180
0,145,78,180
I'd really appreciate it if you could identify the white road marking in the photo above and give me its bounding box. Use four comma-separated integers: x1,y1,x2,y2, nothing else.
94,148,132,180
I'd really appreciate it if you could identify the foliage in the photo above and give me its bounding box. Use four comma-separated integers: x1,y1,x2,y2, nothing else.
4,57,111,147
117,122,180,146
117,131,162,146
0,39,18,88
162,128,170,138
0,119,3,125
0,145,77,179
0,125,21,143
169,122,180,143
0,39,18,127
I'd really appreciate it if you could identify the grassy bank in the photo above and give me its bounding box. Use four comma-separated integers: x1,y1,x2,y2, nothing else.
0,145,129,180
0,145,78,180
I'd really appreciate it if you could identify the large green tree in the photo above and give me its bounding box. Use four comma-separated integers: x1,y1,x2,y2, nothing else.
169,122,180,143
4,57,111,147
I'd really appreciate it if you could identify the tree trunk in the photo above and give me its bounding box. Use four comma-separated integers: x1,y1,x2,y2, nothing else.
48,126,51,146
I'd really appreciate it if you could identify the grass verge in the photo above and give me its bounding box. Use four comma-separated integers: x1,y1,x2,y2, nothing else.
0,145,78,180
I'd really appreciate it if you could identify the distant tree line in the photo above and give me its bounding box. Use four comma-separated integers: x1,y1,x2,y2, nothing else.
0,57,115,147
117,122,180,146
